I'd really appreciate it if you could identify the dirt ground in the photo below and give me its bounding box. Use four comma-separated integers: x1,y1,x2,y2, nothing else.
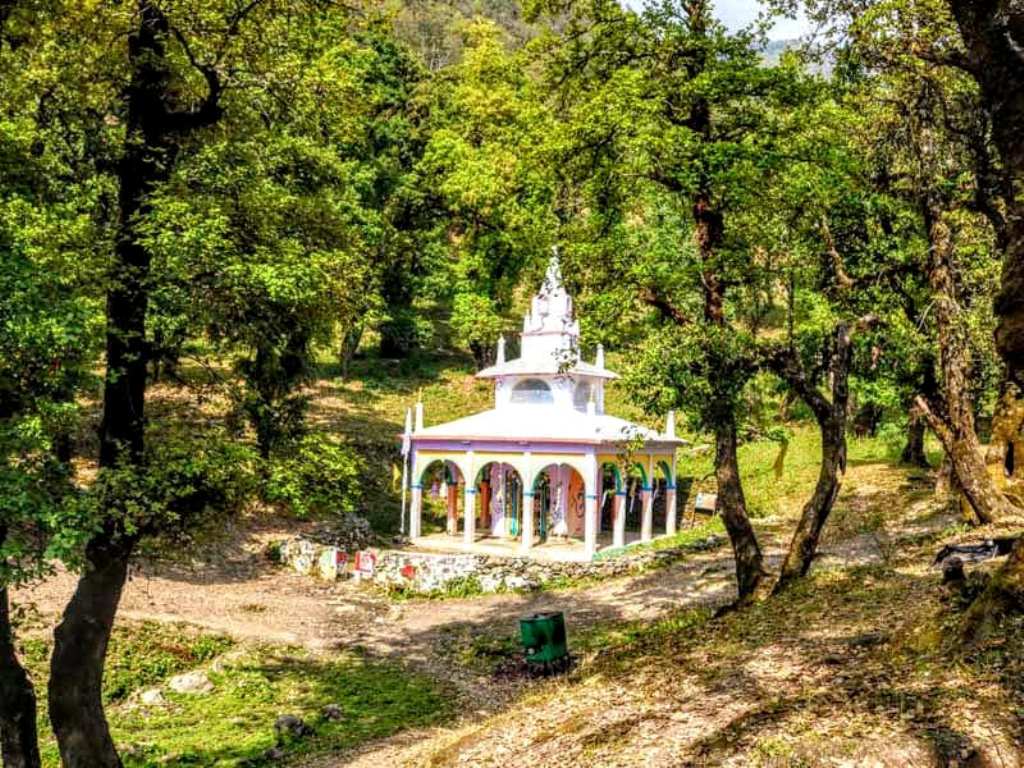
18,460,1010,768
16,517,757,687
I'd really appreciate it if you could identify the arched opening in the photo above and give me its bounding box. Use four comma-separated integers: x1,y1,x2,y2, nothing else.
532,463,586,542
652,459,675,534
419,459,465,536
511,378,554,405
624,463,648,535
475,462,524,541
599,462,623,538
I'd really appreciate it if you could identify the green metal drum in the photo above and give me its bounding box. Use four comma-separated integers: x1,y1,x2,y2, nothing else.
519,611,568,664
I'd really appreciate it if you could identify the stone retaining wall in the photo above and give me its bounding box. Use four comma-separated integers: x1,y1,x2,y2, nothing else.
276,533,725,595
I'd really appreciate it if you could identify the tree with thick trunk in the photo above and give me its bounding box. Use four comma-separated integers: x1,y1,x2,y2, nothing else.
901,411,931,468
946,0,1024,381
941,0,1024,643
767,323,857,592
713,414,768,599
912,206,1017,523
48,3,231,765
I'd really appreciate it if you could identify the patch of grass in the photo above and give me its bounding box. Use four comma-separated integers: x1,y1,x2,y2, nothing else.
106,625,236,703
385,573,496,601
675,426,909,520
23,622,450,767
20,622,234,707
111,647,451,767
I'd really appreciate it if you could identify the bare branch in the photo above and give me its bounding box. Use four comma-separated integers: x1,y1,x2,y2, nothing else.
639,285,689,326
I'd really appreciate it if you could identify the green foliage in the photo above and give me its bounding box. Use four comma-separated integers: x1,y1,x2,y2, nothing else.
263,434,363,519
418,19,558,364
81,430,259,548
108,648,449,767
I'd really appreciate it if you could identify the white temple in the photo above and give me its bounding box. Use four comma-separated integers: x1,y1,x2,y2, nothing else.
407,253,682,559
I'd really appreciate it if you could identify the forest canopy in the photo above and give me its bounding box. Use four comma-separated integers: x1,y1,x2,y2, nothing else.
1,0,1023,766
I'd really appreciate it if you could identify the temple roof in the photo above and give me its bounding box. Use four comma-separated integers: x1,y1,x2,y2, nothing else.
413,407,678,445
476,358,617,380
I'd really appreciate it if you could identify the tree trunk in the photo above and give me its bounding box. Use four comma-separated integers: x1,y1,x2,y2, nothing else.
901,410,930,468
947,1,1024,379
49,5,226,765
714,415,767,600
770,323,855,593
775,417,845,592
0,585,41,768
338,323,363,379
48,539,132,768
963,538,1024,644
916,207,1017,522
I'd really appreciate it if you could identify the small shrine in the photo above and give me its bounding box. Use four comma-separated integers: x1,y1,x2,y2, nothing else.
405,253,682,559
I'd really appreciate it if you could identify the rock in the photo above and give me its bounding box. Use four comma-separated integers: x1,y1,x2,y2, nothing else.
322,703,344,721
263,746,286,761
139,688,167,706
168,670,214,695
274,714,313,742
847,631,889,648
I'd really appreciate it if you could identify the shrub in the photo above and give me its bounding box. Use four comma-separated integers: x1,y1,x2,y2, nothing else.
78,430,259,553
264,433,362,518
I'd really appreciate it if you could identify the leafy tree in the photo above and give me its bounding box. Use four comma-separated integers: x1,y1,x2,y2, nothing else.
534,0,820,600
795,0,1024,635
0,2,379,763
0,3,102,761
419,19,557,366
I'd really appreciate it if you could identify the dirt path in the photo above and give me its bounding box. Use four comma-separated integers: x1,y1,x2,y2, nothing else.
16,528,760,659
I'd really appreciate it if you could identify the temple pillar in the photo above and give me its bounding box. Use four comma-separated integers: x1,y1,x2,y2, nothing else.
446,481,459,536
521,490,535,551
463,485,476,547
584,492,598,558
410,483,423,539
584,451,598,558
641,487,653,542
551,465,569,536
613,491,626,548
665,484,677,535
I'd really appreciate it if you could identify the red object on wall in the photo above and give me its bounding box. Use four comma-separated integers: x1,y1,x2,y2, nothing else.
401,563,416,579
355,551,376,575
335,551,348,567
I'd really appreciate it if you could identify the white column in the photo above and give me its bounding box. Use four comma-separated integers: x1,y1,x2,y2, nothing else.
520,452,534,551
584,451,598,558
554,465,569,535
613,491,626,548
666,485,678,535
521,490,535,551
641,487,653,542
410,485,423,539
463,450,476,547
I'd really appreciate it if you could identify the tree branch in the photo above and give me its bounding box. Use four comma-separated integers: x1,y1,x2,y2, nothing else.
639,285,689,326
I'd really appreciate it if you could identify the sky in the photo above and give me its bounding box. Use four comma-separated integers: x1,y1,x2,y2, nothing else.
624,0,812,40
714,0,810,38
